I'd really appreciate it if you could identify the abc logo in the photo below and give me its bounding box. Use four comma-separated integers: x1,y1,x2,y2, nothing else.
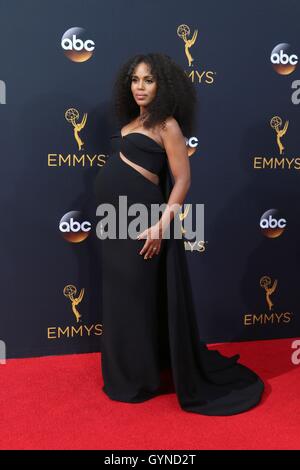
59,211,91,243
61,27,95,62
260,209,286,238
271,43,298,75
186,136,198,157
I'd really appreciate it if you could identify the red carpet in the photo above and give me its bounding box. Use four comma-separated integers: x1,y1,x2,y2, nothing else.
0,338,299,450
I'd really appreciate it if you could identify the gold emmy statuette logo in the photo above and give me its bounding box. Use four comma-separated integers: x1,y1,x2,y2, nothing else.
270,116,289,155
63,284,85,323
178,203,191,234
260,276,277,311
177,24,198,67
65,108,88,150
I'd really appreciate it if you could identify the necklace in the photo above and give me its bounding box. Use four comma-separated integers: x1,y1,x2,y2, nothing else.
138,113,147,124
129,113,148,131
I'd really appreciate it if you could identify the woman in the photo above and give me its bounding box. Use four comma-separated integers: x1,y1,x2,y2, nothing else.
94,52,264,415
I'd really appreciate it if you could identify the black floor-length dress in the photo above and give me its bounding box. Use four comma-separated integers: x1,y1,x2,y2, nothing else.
93,127,264,416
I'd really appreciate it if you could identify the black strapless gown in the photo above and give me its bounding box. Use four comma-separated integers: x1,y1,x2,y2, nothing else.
93,128,264,416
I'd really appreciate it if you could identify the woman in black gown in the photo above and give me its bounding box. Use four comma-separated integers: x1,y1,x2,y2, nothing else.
94,53,264,415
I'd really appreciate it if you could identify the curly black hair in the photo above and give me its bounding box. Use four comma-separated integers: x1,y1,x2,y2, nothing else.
111,52,198,137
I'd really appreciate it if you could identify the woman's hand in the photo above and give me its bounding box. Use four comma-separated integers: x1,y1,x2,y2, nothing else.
137,222,163,260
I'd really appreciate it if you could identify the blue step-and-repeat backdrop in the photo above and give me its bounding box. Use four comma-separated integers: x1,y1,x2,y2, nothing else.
1,0,299,358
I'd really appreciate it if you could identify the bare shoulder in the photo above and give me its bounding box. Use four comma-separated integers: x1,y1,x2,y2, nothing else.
157,117,190,182
160,116,183,142
159,117,185,146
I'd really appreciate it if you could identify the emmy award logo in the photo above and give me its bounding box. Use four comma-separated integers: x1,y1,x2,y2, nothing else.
177,24,198,67
63,284,85,323
65,108,88,150
260,276,278,311
178,204,191,234
270,115,289,155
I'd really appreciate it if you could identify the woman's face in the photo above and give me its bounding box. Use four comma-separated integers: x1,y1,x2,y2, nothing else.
131,62,157,108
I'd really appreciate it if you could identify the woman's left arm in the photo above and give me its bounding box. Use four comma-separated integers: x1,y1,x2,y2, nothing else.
158,117,191,236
